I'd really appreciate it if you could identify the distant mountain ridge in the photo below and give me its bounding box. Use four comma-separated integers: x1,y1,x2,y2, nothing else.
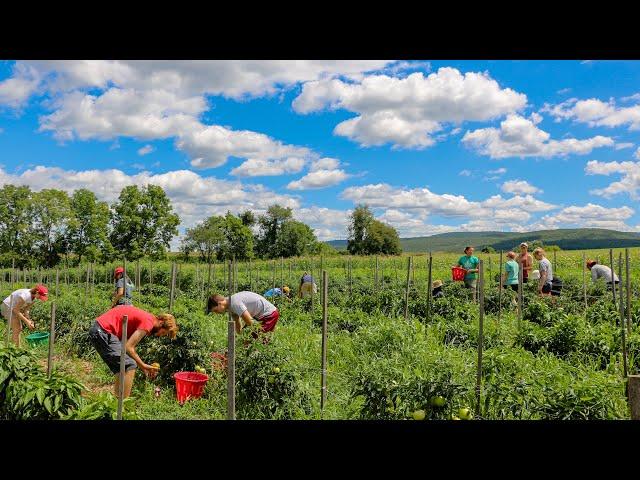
326,228,640,253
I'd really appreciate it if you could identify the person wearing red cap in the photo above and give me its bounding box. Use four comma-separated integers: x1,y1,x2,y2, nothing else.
111,266,134,308
1,285,48,346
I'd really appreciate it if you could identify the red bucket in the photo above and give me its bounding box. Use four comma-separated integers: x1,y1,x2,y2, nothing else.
173,372,209,404
452,267,466,281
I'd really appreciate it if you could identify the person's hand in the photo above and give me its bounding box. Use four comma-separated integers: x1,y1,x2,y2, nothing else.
25,319,35,330
141,364,159,379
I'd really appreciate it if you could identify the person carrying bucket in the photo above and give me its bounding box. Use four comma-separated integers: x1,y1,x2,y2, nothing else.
111,266,134,308
88,305,178,399
207,291,279,340
1,284,48,347
455,246,480,301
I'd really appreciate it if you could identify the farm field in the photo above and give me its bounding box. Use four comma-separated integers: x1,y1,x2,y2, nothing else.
1,247,639,420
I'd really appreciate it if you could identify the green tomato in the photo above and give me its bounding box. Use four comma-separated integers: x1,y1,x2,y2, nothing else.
412,409,426,421
273,367,280,374
268,376,276,384
430,396,446,407
458,408,473,420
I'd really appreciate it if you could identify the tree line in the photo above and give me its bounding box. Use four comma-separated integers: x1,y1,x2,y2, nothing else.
0,182,403,268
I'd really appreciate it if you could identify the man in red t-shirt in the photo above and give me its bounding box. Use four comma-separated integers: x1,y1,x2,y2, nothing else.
88,305,178,398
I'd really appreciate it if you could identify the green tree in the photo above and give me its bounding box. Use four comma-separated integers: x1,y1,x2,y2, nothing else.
181,216,225,264
273,220,317,258
362,220,402,255
67,189,111,264
110,185,180,260
220,212,254,261
0,185,34,266
30,189,74,267
347,204,374,255
239,210,256,228
255,204,293,258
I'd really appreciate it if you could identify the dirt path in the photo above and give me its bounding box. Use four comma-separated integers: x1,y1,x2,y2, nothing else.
37,353,112,397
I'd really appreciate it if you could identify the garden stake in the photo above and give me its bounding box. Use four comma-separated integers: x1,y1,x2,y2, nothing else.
619,252,628,381
321,270,328,416
227,259,236,420
582,251,587,309
476,260,485,417
626,249,632,335
404,256,412,322
610,249,616,307
618,252,624,328
427,252,433,326
47,302,56,377
517,262,523,331
498,251,503,323
629,376,640,420
117,314,128,420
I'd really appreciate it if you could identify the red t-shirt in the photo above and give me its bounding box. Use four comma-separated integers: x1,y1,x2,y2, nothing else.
97,305,155,340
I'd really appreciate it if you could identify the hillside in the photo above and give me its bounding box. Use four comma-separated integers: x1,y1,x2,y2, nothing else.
327,228,640,253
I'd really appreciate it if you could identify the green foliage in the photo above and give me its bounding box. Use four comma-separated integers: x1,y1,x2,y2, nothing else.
110,184,180,260
65,391,141,420
347,204,374,255
67,189,112,264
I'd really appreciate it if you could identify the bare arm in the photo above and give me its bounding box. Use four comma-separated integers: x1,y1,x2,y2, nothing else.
112,287,124,307
539,271,547,293
125,330,156,378
11,298,34,329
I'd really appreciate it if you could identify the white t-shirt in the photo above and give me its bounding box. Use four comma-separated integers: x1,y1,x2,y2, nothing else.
591,264,619,283
229,291,277,320
538,258,553,285
2,289,34,309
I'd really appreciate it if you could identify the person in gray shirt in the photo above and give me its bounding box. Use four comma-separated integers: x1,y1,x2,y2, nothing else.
112,266,134,308
207,291,280,336
586,260,619,286
533,248,553,296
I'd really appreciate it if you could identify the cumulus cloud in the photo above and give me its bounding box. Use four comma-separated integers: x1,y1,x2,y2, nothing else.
501,179,542,195
0,165,300,232
585,160,640,199
137,144,154,156
636,147,640,160
230,157,307,177
537,203,635,230
287,169,349,190
294,206,352,240
292,67,527,148
462,114,614,158
542,97,640,131
615,143,634,150
459,169,472,177
2,61,396,170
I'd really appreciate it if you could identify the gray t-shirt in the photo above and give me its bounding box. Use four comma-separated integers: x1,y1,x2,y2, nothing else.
538,258,553,285
591,264,619,283
115,277,134,305
229,291,276,320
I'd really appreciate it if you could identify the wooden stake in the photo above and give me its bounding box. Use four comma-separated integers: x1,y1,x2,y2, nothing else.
117,314,128,420
582,251,587,309
321,270,328,415
47,302,56,377
517,260,523,330
610,249,617,306
626,249,632,335
619,252,628,379
475,260,485,417
404,256,412,322
629,376,640,420
227,259,236,420
498,251,503,323
426,252,433,326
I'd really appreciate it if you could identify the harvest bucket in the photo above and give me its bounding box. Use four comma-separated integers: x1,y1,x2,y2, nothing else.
174,371,209,404
451,267,466,281
26,332,50,347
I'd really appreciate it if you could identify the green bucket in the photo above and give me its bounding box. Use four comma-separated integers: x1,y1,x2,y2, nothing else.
26,332,49,347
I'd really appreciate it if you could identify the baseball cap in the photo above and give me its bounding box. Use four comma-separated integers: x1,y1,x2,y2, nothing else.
114,266,124,278
35,284,48,301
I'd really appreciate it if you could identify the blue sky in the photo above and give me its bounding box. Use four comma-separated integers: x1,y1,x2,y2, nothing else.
1,60,639,246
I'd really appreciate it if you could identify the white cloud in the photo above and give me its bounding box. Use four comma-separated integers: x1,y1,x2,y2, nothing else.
542,97,640,131
462,114,614,158
137,144,154,156
230,157,307,177
622,93,640,102
459,169,472,177
537,203,635,230
585,160,640,199
488,168,507,175
636,147,640,160
615,143,634,150
0,63,41,108
0,165,300,233
294,206,352,240
293,67,527,148
501,179,542,195
287,169,349,190
380,61,432,76
557,88,572,95
309,157,340,172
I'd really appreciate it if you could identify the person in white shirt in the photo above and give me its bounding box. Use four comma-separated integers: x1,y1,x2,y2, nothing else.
207,291,280,339
1,285,49,346
533,248,553,297
586,260,619,287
